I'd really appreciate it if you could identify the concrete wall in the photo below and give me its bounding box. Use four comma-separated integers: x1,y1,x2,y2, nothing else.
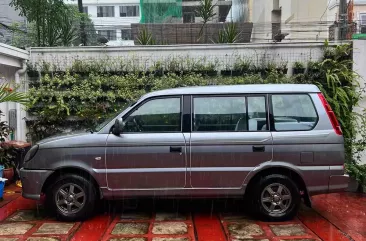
28,42,325,72
353,40,366,165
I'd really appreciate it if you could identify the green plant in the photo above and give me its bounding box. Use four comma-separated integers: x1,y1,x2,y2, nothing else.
196,0,216,40
233,57,251,72
293,61,305,69
217,22,240,43
136,27,156,45
0,83,28,105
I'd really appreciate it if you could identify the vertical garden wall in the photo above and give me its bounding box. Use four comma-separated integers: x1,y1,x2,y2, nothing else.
26,43,366,190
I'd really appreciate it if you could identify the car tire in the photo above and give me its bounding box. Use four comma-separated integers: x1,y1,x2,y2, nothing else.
46,174,97,221
253,174,300,221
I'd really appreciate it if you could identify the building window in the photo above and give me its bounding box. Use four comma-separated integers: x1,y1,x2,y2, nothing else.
97,6,115,17
183,12,195,23
121,29,132,40
119,6,139,17
360,13,366,25
98,30,117,41
83,6,88,14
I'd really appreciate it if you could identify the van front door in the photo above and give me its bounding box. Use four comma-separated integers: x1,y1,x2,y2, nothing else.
189,95,273,188
106,96,186,190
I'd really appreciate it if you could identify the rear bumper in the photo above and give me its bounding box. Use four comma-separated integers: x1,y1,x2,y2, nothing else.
20,168,53,200
329,174,349,193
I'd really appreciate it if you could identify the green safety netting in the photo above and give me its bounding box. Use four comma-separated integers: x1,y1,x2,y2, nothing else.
140,0,182,23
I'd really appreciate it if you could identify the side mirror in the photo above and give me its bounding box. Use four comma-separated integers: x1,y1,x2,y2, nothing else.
112,118,125,135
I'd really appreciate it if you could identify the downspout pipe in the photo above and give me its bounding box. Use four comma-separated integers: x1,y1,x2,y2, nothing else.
14,60,27,141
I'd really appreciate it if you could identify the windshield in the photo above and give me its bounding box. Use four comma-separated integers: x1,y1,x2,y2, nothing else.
94,101,136,132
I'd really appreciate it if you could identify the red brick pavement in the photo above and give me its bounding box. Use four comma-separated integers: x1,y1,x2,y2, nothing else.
0,186,364,241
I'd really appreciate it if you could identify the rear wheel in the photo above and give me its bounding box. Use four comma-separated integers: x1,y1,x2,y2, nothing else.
46,174,97,221
252,174,300,221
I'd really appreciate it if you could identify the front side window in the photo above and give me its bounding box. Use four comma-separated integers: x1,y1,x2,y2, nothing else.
123,97,181,133
192,96,267,132
97,6,115,17
272,94,317,131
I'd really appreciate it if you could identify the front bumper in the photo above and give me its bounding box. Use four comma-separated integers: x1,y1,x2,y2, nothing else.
20,168,53,200
329,174,349,193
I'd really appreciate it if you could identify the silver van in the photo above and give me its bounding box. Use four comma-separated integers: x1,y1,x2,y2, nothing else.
20,84,349,221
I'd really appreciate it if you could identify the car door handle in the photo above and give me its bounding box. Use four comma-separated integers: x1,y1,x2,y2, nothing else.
252,146,265,152
170,146,182,153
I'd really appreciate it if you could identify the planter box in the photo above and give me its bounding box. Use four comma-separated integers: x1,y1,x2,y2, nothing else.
3,168,14,186
293,68,305,75
132,22,253,45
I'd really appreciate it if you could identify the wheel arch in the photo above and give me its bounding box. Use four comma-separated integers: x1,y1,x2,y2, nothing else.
244,165,311,207
41,167,102,199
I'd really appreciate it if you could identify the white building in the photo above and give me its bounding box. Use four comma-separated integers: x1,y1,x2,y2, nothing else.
65,0,141,45
250,0,330,42
0,43,28,141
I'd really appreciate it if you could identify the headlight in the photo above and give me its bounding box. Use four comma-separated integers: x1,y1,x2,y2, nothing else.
24,145,39,163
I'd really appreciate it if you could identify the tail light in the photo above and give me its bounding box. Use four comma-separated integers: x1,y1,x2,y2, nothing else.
318,93,342,135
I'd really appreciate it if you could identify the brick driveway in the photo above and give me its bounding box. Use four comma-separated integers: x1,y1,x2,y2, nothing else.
0,186,365,241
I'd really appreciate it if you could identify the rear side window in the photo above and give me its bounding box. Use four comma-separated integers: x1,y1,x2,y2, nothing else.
271,94,318,131
192,96,267,132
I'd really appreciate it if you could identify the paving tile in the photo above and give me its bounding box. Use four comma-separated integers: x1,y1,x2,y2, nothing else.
279,240,315,241
111,223,149,235
0,238,19,241
270,224,307,236
27,238,60,241
109,239,147,241
155,212,187,221
0,223,34,235
227,222,264,239
152,222,188,235
7,210,46,222
221,213,253,222
232,239,269,241
152,238,189,241
34,223,74,235
120,212,151,220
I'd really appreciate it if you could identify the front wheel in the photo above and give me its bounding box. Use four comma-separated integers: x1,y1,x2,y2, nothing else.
46,174,97,221
253,174,300,221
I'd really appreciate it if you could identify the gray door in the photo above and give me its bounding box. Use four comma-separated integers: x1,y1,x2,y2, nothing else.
106,96,187,190
189,95,273,188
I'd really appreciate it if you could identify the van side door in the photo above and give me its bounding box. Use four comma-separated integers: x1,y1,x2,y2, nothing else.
105,95,187,190
189,94,273,188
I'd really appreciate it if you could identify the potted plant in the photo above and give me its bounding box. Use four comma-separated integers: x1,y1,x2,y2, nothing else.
293,61,305,74
0,83,28,185
0,143,16,186
233,58,251,76
276,61,288,75
26,63,39,78
307,61,321,77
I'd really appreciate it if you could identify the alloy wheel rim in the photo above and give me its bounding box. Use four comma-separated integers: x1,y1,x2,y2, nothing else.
260,183,292,216
55,183,86,215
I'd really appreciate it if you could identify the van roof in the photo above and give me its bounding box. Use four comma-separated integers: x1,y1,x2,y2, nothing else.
144,84,320,98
